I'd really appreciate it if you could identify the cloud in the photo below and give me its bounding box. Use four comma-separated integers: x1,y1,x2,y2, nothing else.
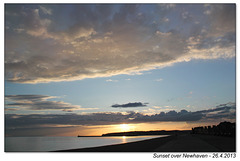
5,95,96,112
206,4,236,35
5,102,236,136
155,78,163,82
39,6,52,15
5,95,56,101
106,79,118,82
134,109,203,122
5,102,235,128
111,102,148,108
132,102,236,122
5,4,236,83
4,108,19,111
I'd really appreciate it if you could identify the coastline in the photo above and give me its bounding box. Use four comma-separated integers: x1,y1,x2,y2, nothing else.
55,134,236,152
55,135,176,152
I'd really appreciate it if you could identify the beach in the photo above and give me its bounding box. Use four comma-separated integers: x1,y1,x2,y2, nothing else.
56,134,236,152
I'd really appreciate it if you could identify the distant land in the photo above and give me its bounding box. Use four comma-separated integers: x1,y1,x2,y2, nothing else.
101,130,191,136
76,130,190,137
101,121,236,137
77,121,236,137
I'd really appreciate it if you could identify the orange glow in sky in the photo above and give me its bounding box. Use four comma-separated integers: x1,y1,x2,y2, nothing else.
54,121,196,136
119,124,132,132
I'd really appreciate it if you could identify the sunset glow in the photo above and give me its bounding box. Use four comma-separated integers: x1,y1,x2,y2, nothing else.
119,124,131,132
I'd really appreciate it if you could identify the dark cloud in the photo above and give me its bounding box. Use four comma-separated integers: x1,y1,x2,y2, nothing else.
133,103,235,122
133,109,204,122
111,102,148,108
5,112,132,128
207,4,236,34
5,4,235,83
5,103,236,134
5,95,52,101
5,94,82,111
4,108,18,111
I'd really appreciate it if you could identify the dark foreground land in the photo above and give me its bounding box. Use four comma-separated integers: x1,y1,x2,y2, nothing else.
56,134,235,152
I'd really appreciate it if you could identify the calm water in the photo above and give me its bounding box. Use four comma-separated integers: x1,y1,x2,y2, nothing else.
5,135,168,152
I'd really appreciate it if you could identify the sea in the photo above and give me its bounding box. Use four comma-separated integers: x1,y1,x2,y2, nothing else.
5,135,168,152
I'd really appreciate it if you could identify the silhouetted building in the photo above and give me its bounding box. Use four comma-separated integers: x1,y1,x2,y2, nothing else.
192,121,235,137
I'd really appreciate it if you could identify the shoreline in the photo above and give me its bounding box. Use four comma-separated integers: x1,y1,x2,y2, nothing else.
55,134,236,152
55,135,176,152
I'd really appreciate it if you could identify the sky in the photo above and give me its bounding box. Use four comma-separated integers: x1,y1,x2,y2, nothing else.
4,3,236,136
